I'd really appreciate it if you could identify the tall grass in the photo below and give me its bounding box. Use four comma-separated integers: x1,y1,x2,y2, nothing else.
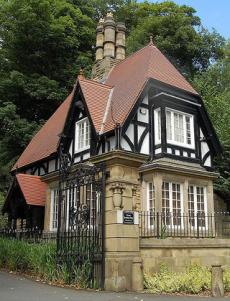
0,237,91,286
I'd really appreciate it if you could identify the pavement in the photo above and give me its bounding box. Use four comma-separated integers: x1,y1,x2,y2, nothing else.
0,271,227,301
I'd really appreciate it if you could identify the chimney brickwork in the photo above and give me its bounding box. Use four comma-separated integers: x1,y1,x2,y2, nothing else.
92,13,126,82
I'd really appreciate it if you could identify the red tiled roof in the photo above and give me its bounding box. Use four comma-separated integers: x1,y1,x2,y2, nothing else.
16,174,47,206
79,78,113,132
103,42,198,132
12,42,198,170
12,91,74,170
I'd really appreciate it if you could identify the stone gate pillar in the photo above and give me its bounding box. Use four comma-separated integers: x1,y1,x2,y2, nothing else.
91,150,147,291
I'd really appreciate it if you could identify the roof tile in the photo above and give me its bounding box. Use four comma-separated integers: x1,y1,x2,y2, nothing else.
16,174,47,206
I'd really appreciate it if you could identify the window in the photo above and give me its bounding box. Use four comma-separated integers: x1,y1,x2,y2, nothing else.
154,108,161,144
166,109,194,148
162,182,182,226
188,185,207,228
50,189,59,231
75,118,90,152
147,183,155,226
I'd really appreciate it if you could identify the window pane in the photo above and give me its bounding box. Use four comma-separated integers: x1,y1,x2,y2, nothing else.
157,110,161,141
52,189,59,230
172,183,181,226
174,113,184,143
186,116,191,145
162,182,171,225
166,111,172,140
188,185,206,228
188,186,195,226
148,183,155,226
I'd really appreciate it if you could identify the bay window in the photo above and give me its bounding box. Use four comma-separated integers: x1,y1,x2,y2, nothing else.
166,108,194,148
75,118,90,152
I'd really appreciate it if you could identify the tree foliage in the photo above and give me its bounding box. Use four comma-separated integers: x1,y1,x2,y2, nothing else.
193,41,230,200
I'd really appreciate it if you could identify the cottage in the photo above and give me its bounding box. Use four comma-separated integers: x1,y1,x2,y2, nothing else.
2,13,230,291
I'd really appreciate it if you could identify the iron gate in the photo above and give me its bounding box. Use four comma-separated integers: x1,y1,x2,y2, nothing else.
57,145,105,289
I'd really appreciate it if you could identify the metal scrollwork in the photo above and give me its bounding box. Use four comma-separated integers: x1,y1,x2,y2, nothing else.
57,145,105,289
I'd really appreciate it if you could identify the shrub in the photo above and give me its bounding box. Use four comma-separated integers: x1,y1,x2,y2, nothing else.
144,263,230,294
0,237,88,285
0,238,56,278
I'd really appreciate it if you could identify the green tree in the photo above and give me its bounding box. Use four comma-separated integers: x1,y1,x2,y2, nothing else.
116,1,224,78
193,41,230,201
0,0,95,121
0,0,96,190
193,41,230,145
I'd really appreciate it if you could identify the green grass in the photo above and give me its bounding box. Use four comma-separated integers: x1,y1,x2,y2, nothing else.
144,263,230,294
0,237,92,287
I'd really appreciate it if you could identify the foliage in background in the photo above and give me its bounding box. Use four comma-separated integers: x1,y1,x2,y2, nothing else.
0,0,227,194
0,237,91,287
193,41,230,202
144,263,230,294
0,193,7,228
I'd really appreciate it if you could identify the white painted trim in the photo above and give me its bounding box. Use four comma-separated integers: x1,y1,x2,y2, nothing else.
152,92,201,107
99,88,114,134
154,108,161,145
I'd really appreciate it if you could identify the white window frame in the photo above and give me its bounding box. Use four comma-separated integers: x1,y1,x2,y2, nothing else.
50,189,59,232
147,182,155,227
166,108,195,149
75,117,90,153
154,108,161,145
162,181,184,228
188,185,208,229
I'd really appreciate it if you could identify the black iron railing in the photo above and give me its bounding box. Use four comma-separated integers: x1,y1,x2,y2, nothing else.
139,211,230,239
0,228,57,243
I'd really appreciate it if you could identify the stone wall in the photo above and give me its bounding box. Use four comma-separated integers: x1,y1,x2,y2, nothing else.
141,238,230,273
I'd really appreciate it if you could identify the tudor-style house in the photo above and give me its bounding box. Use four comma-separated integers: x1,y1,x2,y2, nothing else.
2,13,229,291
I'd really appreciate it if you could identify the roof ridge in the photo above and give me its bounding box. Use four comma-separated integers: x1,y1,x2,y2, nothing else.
79,77,113,89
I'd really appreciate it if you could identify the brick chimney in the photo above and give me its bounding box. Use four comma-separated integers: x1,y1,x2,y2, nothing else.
92,13,126,82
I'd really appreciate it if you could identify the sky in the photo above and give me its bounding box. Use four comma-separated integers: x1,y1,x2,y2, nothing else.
138,0,230,39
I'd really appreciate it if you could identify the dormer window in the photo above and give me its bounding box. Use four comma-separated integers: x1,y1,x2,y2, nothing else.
166,108,194,149
75,117,90,152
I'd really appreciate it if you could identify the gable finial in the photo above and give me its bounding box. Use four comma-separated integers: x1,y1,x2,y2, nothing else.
149,35,153,45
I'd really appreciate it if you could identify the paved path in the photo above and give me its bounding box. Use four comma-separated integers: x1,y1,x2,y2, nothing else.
0,271,226,301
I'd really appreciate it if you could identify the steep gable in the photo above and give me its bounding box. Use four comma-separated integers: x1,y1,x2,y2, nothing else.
12,42,202,171
79,78,113,133
103,42,198,133
13,91,74,170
